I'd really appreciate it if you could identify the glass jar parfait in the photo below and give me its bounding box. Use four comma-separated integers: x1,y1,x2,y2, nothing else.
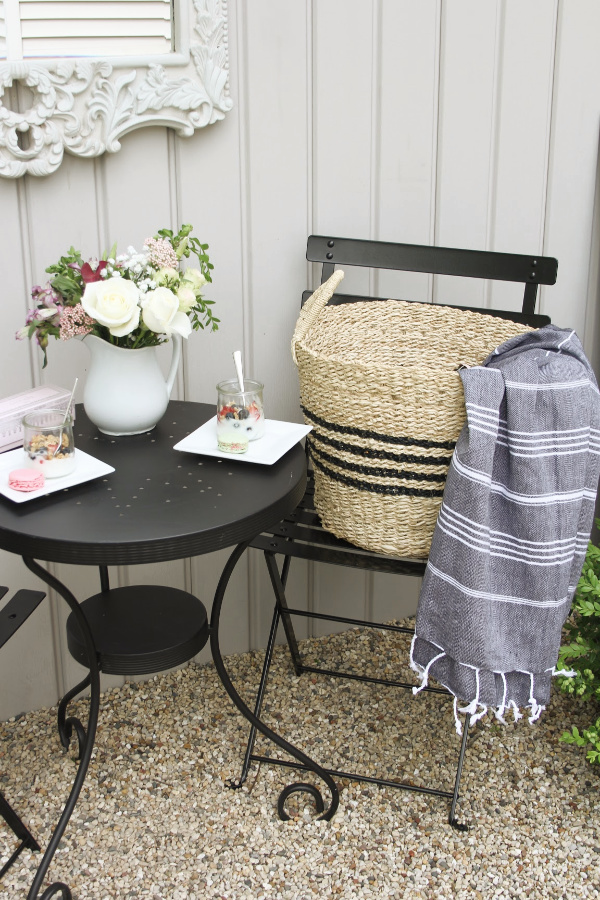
23,408,76,477
216,380,265,453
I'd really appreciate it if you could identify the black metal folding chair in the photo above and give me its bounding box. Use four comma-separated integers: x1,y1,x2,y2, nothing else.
235,235,558,828
0,584,45,877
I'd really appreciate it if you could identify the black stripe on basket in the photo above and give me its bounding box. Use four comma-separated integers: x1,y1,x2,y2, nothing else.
310,452,446,499
302,406,457,451
309,440,448,485
308,429,453,466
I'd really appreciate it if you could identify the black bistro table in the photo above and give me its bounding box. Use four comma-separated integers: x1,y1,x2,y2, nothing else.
0,401,309,899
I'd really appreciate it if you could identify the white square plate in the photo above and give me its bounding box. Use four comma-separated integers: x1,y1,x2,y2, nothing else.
0,448,115,503
173,417,312,465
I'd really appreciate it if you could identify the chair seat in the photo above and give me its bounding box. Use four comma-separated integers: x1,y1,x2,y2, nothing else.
0,586,46,649
253,472,427,576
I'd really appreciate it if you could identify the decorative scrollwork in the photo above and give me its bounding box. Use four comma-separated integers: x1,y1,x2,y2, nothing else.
0,0,232,178
277,782,326,822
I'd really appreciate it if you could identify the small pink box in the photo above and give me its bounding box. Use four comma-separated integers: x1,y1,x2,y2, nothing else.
0,385,75,453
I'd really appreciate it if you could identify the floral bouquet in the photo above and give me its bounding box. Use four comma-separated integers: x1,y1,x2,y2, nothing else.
18,224,218,367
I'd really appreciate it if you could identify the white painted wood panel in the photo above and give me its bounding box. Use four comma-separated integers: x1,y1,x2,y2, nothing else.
312,562,369,639
487,0,557,313
242,0,312,423
584,145,600,379
434,0,499,307
312,0,375,300
543,0,600,339
2,0,600,718
239,1,316,645
2,179,34,390
371,570,421,624
14,155,100,402
177,100,245,408
100,127,174,251
310,0,377,631
377,0,440,304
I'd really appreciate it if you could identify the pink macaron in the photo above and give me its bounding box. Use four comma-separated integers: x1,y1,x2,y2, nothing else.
9,468,45,492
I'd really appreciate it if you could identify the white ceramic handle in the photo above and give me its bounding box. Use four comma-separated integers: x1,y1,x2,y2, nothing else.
166,333,182,397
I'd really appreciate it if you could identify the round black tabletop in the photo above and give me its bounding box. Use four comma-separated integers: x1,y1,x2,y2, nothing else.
0,401,307,566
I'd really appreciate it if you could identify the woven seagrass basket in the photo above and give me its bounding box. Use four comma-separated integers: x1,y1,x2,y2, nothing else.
292,270,533,558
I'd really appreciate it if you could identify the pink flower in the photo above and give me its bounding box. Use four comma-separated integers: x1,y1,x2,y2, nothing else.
144,237,178,270
23,306,61,328
31,282,61,308
59,305,95,340
35,307,60,321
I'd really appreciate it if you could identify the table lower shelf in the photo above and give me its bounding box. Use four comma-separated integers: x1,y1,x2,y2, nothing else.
66,585,209,675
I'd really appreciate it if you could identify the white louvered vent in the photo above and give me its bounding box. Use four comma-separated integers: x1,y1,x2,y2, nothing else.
0,0,173,60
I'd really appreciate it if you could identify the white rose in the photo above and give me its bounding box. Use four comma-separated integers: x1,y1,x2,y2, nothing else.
82,277,141,337
141,287,192,338
181,267,207,294
176,285,196,313
154,267,180,286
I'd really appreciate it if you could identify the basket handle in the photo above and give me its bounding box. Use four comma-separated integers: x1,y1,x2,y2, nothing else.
291,269,345,364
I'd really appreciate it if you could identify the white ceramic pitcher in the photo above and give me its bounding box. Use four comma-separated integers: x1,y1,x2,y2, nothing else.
83,333,182,435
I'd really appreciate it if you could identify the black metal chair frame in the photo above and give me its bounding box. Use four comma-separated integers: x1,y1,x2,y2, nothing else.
235,235,558,829
0,584,45,878
0,573,100,899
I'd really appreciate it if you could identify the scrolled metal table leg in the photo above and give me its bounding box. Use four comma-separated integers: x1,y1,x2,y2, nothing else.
210,541,340,822
277,783,324,821
57,674,91,757
22,557,100,900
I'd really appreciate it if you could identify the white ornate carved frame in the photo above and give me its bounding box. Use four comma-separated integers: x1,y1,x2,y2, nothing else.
0,0,232,178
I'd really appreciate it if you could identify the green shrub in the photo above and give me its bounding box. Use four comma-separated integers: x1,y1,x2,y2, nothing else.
556,527,600,764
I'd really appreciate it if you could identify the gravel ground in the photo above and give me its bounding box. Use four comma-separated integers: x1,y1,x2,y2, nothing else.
1,620,599,899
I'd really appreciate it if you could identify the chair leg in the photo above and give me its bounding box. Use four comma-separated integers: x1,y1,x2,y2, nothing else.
264,550,303,675
0,792,40,879
448,712,471,831
234,549,307,785
237,548,472,827
232,605,281,787
234,550,310,788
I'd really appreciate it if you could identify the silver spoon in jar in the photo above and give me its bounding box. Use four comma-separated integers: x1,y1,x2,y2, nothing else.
233,350,245,392
52,377,77,458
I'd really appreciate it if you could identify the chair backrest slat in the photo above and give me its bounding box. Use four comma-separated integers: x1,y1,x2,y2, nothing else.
307,235,558,294
307,235,557,327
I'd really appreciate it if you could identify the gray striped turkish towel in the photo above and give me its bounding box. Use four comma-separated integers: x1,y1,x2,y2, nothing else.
410,325,600,732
